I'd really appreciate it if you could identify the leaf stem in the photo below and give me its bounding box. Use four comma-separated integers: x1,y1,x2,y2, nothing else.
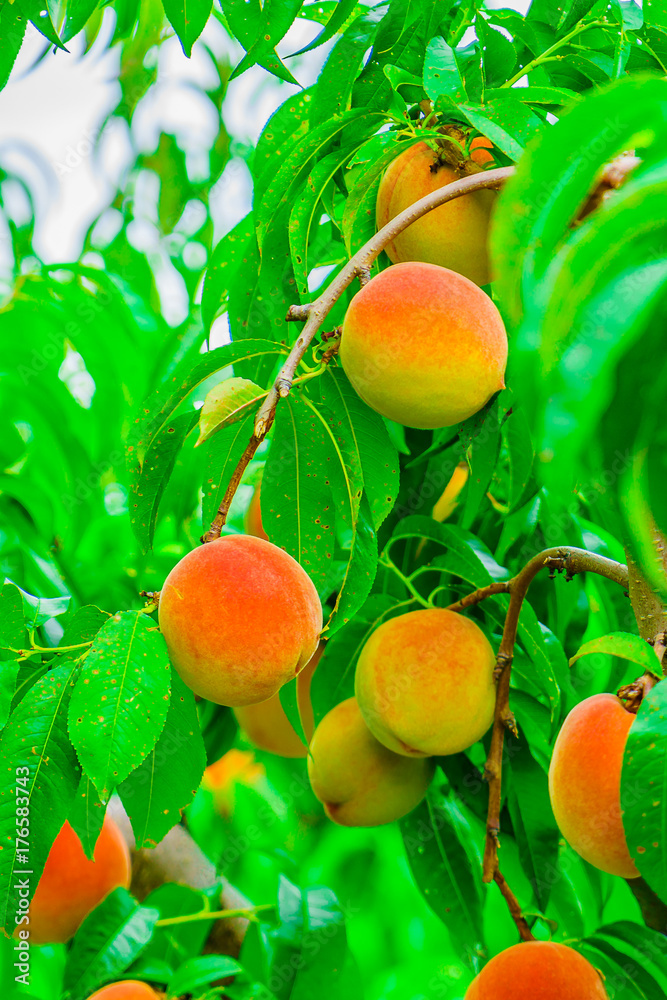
502,20,606,88
155,903,275,928
379,555,432,609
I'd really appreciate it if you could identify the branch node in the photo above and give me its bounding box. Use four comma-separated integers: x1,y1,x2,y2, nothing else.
286,303,311,322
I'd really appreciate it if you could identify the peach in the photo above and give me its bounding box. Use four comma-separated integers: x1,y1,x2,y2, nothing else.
87,983,160,1000
234,643,320,757
307,698,434,826
158,535,322,707
355,608,496,757
548,693,639,879
203,748,266,818
465,941,608,999
376,140,496,285
244,484,267,540
26,816,131,945
339,262,507,429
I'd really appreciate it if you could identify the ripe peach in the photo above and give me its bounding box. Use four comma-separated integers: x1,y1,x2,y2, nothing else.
548,693,639,879
465,941,608,999
87,983,160,1000
470,135,495,166
233,644,321,757
307,698,434,826
376,140,496,285
26,816,131,944
158,535,322,707
355,608,496,757
339,262,507,429
244,484,267,540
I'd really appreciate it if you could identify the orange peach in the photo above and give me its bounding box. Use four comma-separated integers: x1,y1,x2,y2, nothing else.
203,748,266,818
244,484,267,540
548,693,639,879
26,816,131,944
307,698,434,826
465,941,608,999
376,140,496,285
339,262,507,429
158,535,322,706
87,983,160,1000
233,644,321,757
355,608,496,757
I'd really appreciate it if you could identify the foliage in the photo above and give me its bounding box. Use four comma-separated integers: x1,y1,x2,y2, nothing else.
2,0,667,997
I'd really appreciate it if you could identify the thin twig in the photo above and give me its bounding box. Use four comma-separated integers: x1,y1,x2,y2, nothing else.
201,426,272,544
446,581,511,612
482,547,629,882
493,870,535,942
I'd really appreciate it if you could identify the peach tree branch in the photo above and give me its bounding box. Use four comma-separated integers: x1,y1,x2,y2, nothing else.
203,166,515,540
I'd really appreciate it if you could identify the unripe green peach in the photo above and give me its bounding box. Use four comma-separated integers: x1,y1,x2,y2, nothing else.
87,983,161,1000
26,816,131,944
465,941,608,999
339,262,507,429
355,608,496,756
307,697,434,826
233,644,321,757
158,535,322,707
548,693,639,879
376,140,496,285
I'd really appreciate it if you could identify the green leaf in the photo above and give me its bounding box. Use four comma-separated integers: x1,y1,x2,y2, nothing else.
291,0,362,54
201,213,252,331
196,377,266,445
622,679,667,898
167,955,243,998
262,394,337,594
401,788,484,965
318,367,399,530
68,611,171,802
232,0,304,80
201,409,256,529
582,922,667,995
507,742,560,910
68,774,105,860
256,108,379,249
118,671,206,848
61,0,100,42
570,632,659,675
16,586,70,629
423,36,465,101
0,661,81,936
0,3,27,92
21,0,67,49
0,582,25,654
63,888,159,1000
308,12,380,126
161,0,212,56
130,410,199,552
0,659,19,727
476,14,517,89
219,0,299,83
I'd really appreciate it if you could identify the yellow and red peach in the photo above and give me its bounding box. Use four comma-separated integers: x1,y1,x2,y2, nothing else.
465,941,608,999
158,535,322,707
26,816,131,945
339,262,507,429
87,983,160,1000
233,644,321,757
355,608,496,757
307,697,434,826
376,140,496,285
548,693,639,879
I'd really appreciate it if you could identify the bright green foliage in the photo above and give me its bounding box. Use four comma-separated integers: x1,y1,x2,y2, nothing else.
1,0,667,997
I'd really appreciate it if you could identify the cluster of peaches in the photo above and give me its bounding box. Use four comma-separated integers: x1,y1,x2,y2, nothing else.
25,138,635,999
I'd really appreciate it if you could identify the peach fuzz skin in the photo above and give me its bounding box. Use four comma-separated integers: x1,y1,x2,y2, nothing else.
339,262,507,430
355,608,496,757
158,534,322,707
233,644,321,757
87,983,160,1000
548,693,639,879
24,817,131,945
307,698,434,827
376,140,496,285
465,941,609,999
